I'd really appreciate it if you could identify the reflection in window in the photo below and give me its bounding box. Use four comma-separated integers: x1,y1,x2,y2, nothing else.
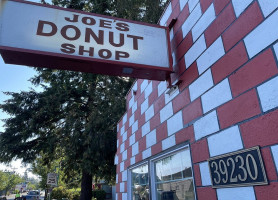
154,149,195,200
131,164,149,200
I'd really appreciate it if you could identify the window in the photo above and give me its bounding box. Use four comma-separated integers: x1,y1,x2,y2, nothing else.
128,146,196,200
130,163,150,200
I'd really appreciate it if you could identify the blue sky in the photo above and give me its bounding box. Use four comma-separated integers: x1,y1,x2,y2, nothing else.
0,58,38,132
0,0,50,178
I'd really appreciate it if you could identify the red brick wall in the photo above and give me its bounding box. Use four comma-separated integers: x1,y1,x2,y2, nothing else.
115,0,278,199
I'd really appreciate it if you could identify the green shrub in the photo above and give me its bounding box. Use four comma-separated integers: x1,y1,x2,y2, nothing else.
51,186,71,200
91,190,106,200
69,189,80,200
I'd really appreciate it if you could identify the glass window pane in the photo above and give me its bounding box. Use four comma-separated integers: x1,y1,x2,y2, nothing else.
132,185,150,200
170,153,183,180
180,150,193,179
156,179,195,200
131,163,149,200
161,156,172,181
154,149,195,200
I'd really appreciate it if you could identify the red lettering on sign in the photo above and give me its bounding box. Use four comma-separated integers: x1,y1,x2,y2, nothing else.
109,32,124,47
116,51,129,60
61,25,81,40
127,35,144,50
82,17,96,25
37,20,57,36
116,22,129,31
99,19,113,29
79,46,94,56
85,29,104,44
65,14,79,23
61,43,75,54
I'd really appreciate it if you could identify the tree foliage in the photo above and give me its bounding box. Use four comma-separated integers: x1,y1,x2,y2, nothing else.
0,0,169,199
0,171,23,195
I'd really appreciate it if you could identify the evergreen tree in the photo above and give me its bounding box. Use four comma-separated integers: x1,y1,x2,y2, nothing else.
0,0,169,200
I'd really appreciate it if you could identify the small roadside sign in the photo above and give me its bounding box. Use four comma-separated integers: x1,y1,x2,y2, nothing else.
47,173,58,186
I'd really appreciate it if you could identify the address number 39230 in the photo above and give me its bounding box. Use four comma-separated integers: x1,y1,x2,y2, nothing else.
208,146,268,188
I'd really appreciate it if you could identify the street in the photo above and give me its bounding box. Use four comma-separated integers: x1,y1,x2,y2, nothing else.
3,192,45,200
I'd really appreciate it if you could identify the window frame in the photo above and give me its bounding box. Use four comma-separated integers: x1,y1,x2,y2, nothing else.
128,144,197,200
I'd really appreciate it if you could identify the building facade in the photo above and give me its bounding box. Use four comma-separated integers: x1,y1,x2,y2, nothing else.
115,0,278,199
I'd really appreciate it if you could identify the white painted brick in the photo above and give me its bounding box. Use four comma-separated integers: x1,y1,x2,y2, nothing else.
189,69,214,101
217,187,256,200
232,0,253,17
258,73,278,112
194,111,219,140
208,126,243,157
122,170,127,182
274,41,278,56
142,148,152,159
120,183,125,193
132,142,139,156
123,113,127,125
141,98,149,115
199,162,212,186
158,81,167,97
244,9,278,58
160,102,174,123
192,4,216,41
182,3,202,38
172,52,177,66
132,102,137,114
129,114,134,127
185,34,206,68
122,150,127,161
258,0,278,17
131,81,137,93
116,174,118,184
128,96,134,109
201,78,232,113
170,28,174,41
120,162,124,172
114,155,118,165
162,135,176,150
120,143,125,153
165,87,180,104
120,182,124,192
271,145,278,172
160,2,172,26
141,80,148,93
188,0,199,12
130,156,135,165
146,129,157,148
197,37,225,74
121,126,125,136
142,121,150,137
180,0,189,11
145,82,153,99
129,133,135,146
122,193,127,200
167,111,183,136
145,105,154,121
132,121,138,134
122,131,127,142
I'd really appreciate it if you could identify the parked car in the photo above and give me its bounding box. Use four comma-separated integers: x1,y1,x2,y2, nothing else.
0,196,7,200
22,191,40,200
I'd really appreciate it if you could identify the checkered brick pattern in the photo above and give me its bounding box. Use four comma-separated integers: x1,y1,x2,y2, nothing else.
115,0,278,199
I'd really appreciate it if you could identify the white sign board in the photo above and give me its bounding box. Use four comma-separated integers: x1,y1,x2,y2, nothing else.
0,0,172,80
47,173,58,186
